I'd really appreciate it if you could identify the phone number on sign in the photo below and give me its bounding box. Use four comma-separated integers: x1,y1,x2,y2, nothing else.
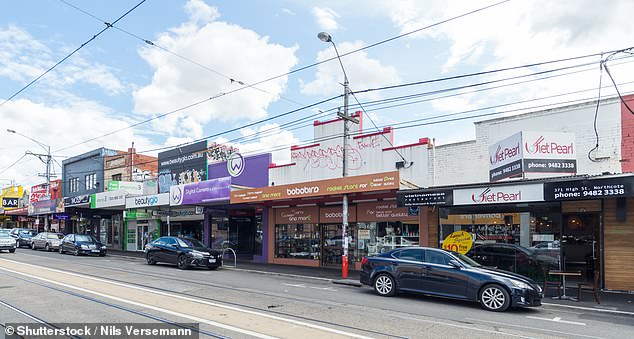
547,162,575,169
582,188,626,197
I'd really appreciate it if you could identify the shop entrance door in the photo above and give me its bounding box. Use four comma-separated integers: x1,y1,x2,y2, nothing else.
229,217,255,255
562,213,600,284
136,223,149,251
321,224,356,267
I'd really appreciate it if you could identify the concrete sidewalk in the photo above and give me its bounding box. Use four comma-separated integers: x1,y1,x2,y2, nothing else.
107,250,634,315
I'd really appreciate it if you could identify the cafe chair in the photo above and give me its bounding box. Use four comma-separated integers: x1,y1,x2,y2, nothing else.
576,271,600,304
542,268,562,298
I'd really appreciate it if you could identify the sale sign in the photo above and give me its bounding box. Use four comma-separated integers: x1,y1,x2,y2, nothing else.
442,231,474,254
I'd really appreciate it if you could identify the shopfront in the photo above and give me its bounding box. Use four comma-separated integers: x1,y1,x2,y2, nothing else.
124,193,168,251
398,174,634,291
231,171,426,268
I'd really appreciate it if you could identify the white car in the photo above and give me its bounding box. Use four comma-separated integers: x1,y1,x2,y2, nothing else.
0,232,17,253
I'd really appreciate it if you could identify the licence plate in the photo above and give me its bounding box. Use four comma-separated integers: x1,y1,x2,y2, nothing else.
208,258,216,263
91,250,100,253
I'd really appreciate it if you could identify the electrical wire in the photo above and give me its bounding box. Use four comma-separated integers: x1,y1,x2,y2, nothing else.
0,0,147,109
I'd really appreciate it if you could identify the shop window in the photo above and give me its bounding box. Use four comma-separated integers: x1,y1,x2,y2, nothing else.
356,221,419,259
275,224,319,260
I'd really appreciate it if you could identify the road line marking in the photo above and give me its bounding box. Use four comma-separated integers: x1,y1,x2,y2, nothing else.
0,258,373,339
309,286,336,291
464,318,603,339
526,316,586,326
282,283,306,288
542,302,634,316
0,266,276,339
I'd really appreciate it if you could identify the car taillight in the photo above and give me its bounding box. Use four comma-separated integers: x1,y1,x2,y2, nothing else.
361,257,369,266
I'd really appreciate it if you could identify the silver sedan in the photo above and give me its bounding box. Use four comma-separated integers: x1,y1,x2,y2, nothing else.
31,232,64,251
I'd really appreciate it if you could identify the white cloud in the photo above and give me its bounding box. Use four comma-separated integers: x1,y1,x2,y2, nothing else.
282,8,295,16
312,7,340,31
185,0,220,24
133,1,298,139
301,40,401,101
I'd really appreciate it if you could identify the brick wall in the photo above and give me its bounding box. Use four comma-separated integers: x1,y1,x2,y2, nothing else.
620,94,634,172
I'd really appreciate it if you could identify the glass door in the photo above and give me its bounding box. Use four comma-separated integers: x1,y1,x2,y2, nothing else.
322,224,342,267
136,223,149,251
562,213,600,284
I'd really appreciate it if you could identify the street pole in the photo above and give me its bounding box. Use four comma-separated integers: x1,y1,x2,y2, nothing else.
318,32,358,279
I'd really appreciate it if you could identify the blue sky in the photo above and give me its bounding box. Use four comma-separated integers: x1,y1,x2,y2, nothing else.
2,0,634,189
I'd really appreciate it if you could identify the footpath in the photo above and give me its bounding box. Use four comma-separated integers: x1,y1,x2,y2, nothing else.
108,250,634,315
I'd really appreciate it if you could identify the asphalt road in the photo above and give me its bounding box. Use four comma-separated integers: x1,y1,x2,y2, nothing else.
0,249,633,339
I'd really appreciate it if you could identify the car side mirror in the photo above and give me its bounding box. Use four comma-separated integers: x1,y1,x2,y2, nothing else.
448,260,462,269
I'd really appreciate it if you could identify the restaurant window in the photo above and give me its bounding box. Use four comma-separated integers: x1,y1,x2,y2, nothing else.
85,173,96,191
275,224,319,260
439,209,561,282
69,177,79,193
357,221,420,258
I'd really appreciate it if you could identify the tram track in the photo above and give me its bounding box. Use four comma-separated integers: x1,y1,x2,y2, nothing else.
0,299,81,339
1,271,231,339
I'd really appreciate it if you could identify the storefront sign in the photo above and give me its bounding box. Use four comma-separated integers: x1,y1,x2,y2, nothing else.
30,199,57,215
158,141,208,193
64,194,91,207
107,181,144,194
319,206,357,223
441,231,473,254
91,190,127,209
2,197,19,208
453,183,544,205
152,207,203,218
169,177,231,206
208,153,270,188
30,181,61,203
357,201,418,222
4,207,28,215
544,176,634,201
231,171,399,203
358,229,371,240
275,206,318,224
397,190,453,207
53,214,69,220
125,193,169,209
17,216,36,222
489,131,576,181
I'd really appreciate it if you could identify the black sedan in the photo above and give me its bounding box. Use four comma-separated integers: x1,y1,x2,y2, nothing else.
145,236,222,270
360,247,542,312
59,234,107,256
10,228,37,248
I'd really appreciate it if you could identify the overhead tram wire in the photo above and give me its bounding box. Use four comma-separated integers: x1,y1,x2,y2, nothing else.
57,0,306,108
0,0,147,109
50,0,515,153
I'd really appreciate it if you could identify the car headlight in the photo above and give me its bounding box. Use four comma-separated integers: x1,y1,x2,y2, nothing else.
80,244,89,250
191,250,207,258
102,245,107,249
509,279,532,290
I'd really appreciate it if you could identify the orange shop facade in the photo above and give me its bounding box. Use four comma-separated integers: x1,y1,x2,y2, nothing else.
230,171,430,269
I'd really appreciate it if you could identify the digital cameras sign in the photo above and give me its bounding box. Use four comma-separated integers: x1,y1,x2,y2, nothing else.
488,131,576,182
158,141,208,194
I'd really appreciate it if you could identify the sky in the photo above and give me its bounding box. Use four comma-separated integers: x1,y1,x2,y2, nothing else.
1,0,634,190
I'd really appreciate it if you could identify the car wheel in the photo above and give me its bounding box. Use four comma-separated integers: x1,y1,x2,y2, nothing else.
146,253,157,265
177,255,189,270
479,284,511,312
73,249,80,256
31,242,36,250
9,249,15,253
45,244,50,252
374,273,396,297
59,246,65,254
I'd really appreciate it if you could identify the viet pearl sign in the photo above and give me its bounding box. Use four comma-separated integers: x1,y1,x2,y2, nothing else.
489,131,576,182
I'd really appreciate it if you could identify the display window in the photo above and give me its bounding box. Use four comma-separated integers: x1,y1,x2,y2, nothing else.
357,221,419,258
274,224,319,260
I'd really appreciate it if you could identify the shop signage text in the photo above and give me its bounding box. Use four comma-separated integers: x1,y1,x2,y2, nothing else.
319,206,357,223
91,191,127,209
397,190,453,207
544,177,634,200
125,193,169,209
357,201,418,222
453,183,544,205
107,181,144,194
170,177,231,206
2,197,19,208
158,141,208,193
276,207,318,224
64,194,90,207
231,171,399,203
489,131,576,182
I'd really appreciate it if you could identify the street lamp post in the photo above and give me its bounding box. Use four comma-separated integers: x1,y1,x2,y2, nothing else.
7,129,52,230
318,32,359,279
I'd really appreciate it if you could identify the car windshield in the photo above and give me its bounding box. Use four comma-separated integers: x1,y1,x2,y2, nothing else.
48,234,64,239
0,233,12,239
75,235,96,243
451,251,482,267
177,238,204,248
19,230,36,236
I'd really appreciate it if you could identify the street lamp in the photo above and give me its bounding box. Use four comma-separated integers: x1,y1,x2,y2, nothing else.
318,32,358,279
7,129,52,231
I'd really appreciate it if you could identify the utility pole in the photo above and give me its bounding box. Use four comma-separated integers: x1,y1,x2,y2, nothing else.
318,32,359,279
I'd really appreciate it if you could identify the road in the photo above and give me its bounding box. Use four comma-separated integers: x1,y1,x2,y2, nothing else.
0,249,632,339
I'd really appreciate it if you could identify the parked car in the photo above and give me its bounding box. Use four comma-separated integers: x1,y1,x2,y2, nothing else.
145,236,222,270
12,229,37,248
30,232,64,251
360,246,542,312
0,232,17,253
59,234,107,256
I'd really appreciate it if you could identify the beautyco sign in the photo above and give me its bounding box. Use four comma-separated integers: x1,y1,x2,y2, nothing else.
230,171,399,203
489,131,576,181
